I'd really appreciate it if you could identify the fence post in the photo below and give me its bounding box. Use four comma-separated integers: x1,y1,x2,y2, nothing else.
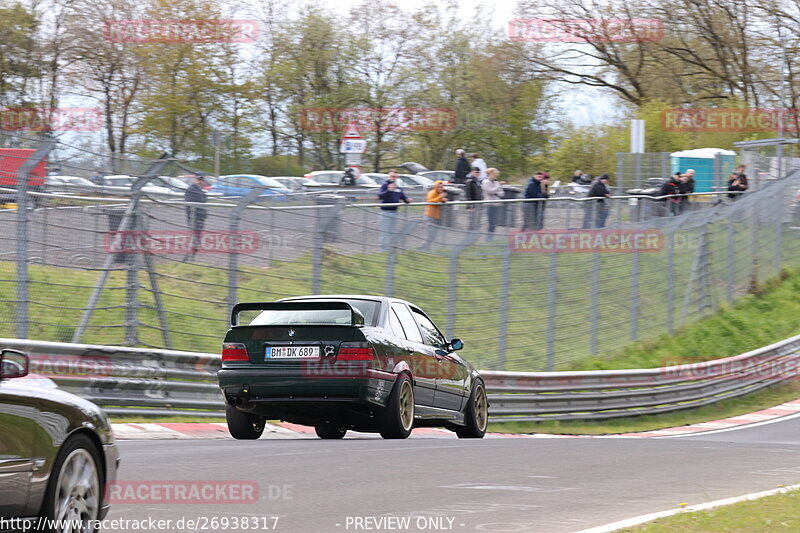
124,249,140,346
15,137,55,339
631,248,640,341
666,231,675,333
228,187,267,315
589,249,600,355
497,244,512,370
726,219,735,304
774,184,783,275
546,251,558,371
72,158,169,343
445,231,478,340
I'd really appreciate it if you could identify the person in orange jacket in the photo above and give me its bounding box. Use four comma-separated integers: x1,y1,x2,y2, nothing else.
421,180,447,250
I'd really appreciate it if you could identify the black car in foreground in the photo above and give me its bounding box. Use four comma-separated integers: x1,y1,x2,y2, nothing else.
0,349,118,530
218,296,488,440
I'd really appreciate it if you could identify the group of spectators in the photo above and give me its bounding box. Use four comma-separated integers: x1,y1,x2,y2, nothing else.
375,154,752,247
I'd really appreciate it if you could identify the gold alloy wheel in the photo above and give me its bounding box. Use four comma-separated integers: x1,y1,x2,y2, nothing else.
399,380,414,430
474,384,488,432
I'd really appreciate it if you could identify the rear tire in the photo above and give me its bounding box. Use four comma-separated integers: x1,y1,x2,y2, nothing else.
380,375,414,439
226,405,266,440
315,424,347,439
456,381,488,439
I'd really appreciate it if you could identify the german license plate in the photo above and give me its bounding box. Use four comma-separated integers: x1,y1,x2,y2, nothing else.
265,346,319,359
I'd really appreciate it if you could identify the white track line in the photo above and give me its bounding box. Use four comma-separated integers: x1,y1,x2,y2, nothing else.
573,482,800,533
656,410,800,438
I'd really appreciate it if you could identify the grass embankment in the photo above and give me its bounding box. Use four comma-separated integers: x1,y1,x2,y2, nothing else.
489,268,800,434
622,487,800,532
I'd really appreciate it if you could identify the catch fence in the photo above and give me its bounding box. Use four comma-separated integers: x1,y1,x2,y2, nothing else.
2,133,800,371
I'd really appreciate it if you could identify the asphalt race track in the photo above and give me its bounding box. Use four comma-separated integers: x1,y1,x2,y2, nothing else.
110,413,800,533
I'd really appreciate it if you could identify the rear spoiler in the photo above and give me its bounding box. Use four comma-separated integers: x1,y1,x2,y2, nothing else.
230,301,365,327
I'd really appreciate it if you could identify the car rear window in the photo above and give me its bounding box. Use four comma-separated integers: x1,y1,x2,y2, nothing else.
250,299,380,326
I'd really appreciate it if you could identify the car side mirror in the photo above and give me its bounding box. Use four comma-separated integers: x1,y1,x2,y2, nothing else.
449,338,464,351
0,349,29,379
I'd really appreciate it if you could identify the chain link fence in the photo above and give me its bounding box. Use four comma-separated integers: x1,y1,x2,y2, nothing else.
2,132,800,372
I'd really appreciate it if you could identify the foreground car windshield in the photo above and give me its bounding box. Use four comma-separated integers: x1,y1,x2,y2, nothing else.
251,299,379,325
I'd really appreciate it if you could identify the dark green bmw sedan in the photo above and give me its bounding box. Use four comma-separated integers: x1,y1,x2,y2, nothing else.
218,295,488,440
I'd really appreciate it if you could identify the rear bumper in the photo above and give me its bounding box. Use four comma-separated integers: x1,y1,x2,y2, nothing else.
218,367,397,408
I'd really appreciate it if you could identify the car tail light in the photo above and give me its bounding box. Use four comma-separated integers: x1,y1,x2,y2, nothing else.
337,343,376,361
222,343,249,362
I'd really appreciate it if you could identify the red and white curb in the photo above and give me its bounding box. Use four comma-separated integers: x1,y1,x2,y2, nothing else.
110,398,800,440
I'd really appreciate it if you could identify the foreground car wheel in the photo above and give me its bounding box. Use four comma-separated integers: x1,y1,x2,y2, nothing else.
226,405,266,439
380,375,414,439
456,381,488,439
315,424,347,439
41,433,103,532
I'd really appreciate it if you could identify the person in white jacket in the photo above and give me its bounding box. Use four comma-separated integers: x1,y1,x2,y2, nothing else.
471,153,488,181
481,168,505,235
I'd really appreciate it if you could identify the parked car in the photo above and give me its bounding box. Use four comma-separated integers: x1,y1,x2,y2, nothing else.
0,348,118,524
100,175,186,199
218,295,488,440
625,177,669,196
304,170,380,189
272,176,312,192
418,170,455,183
44,176,100,195
209,174,292,199
175,174,217,189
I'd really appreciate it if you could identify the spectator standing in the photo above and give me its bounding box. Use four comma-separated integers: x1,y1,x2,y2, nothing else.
378,179,411,251
523,172,547,230
379,170,400,193
727,164,748,201
471,153,488,181
421,180,447,250
660,173,683,216
583,174,611,228
571,170,583,183
679,168,696,213
454,149,471,185
183,175,208,261
465,167,483,231
482,168,505,236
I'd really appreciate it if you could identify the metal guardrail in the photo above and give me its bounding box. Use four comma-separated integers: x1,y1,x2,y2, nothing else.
2,336,799,423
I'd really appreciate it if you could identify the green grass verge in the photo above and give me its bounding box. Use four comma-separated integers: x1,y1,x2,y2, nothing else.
487,379,800,435
574,268,800,370
622,488,800,532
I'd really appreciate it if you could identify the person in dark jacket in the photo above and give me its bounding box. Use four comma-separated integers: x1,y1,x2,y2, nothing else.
183,175,208,261
524,172,548,230
727,164,748,200
660,173,683,216
379,170,400,193
583,174,611,228
378,179,411,250
454,149,471,185
465,167,483,231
